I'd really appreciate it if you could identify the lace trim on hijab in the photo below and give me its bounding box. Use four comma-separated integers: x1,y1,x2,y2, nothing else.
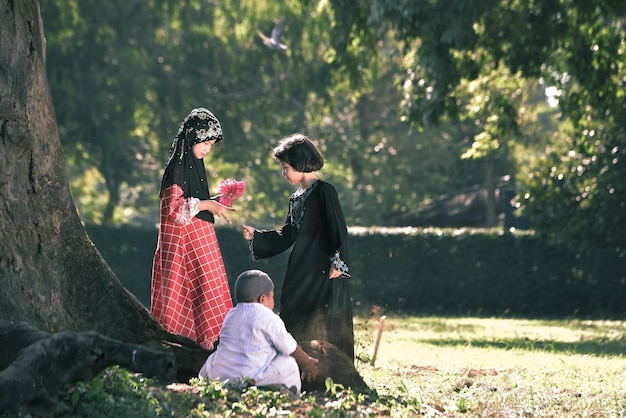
289,180,319,231
330,252,351,278
174,197,201,225
195,127,221,141
167,107,223,164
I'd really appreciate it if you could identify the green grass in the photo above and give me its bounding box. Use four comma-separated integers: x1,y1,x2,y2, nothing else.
355,316,626,416
10,316,626,417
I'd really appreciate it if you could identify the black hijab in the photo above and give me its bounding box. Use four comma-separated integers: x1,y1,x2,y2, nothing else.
159,108,223,223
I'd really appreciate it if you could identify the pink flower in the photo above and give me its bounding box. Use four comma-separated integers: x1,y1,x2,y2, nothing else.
218,179,246,207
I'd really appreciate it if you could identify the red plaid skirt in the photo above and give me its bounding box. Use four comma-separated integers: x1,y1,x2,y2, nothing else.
151,217,232,350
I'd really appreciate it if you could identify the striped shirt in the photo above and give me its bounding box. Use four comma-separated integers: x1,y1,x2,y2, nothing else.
199,302,301,393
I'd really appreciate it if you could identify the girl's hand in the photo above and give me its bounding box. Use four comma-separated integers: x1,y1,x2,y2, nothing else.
203,200,235,224
329,265,342,279
242,224,255,240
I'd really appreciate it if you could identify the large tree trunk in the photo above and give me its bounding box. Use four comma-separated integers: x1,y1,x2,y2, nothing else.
0,0,207,383
0,320,176,413
0,5,368,410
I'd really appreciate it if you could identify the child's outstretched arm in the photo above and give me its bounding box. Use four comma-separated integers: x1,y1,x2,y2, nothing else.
291,345,318,382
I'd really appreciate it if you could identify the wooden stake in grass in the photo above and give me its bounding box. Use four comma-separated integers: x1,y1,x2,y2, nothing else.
370,315,387,367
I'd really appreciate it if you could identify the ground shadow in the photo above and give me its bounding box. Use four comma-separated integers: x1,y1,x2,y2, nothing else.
421,337,626,357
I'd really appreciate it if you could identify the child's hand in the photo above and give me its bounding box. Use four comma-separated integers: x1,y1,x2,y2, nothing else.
210,200,236,224
199,199,235,224
242,224,255,240
292,346,319,382
300,356,319,382
329,265,342,279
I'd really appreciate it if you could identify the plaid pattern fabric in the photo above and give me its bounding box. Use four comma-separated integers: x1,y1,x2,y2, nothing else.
151,187,232,350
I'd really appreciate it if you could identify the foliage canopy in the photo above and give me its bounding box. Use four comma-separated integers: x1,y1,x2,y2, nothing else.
42,0,626,253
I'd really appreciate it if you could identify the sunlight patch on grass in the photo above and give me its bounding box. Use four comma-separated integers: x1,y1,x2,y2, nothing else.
355,316,626,416
356,316,626,365
351,316,626,416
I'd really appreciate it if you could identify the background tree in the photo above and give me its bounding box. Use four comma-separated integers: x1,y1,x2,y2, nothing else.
521,2,626,253
41,0,624,242
42,0,502,229
457,63,525,227
43,0,167,224
1,0,205,381
341,0,626,250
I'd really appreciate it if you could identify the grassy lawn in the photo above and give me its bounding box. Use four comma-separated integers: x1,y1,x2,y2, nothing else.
14,316,626,417
355,316,626,416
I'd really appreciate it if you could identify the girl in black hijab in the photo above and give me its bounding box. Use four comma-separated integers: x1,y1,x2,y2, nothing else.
151,108,235,350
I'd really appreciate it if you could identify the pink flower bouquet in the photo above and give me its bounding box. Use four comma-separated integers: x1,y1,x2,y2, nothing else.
217,179,245,207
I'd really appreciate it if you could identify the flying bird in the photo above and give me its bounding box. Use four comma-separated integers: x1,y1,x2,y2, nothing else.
257,19,288,50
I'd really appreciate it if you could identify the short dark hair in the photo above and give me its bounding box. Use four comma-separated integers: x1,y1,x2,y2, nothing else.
234,269,274,303
272,133,324,172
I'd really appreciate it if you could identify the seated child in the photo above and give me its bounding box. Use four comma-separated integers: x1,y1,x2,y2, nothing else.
198,269,318,394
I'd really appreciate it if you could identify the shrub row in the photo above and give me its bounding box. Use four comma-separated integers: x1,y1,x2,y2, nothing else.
86,225,626,318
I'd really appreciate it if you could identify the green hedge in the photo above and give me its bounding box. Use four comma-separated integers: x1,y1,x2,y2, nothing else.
85,225,626,317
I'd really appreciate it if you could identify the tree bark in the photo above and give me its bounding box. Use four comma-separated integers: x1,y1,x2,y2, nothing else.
0,320,176,413
0,5,369,410
485,156,497,227
0,0,208,385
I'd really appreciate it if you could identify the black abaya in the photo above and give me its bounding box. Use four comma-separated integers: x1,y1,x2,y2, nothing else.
250,180,355,361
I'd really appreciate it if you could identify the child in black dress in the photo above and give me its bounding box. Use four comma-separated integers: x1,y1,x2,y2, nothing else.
242,134,354,361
